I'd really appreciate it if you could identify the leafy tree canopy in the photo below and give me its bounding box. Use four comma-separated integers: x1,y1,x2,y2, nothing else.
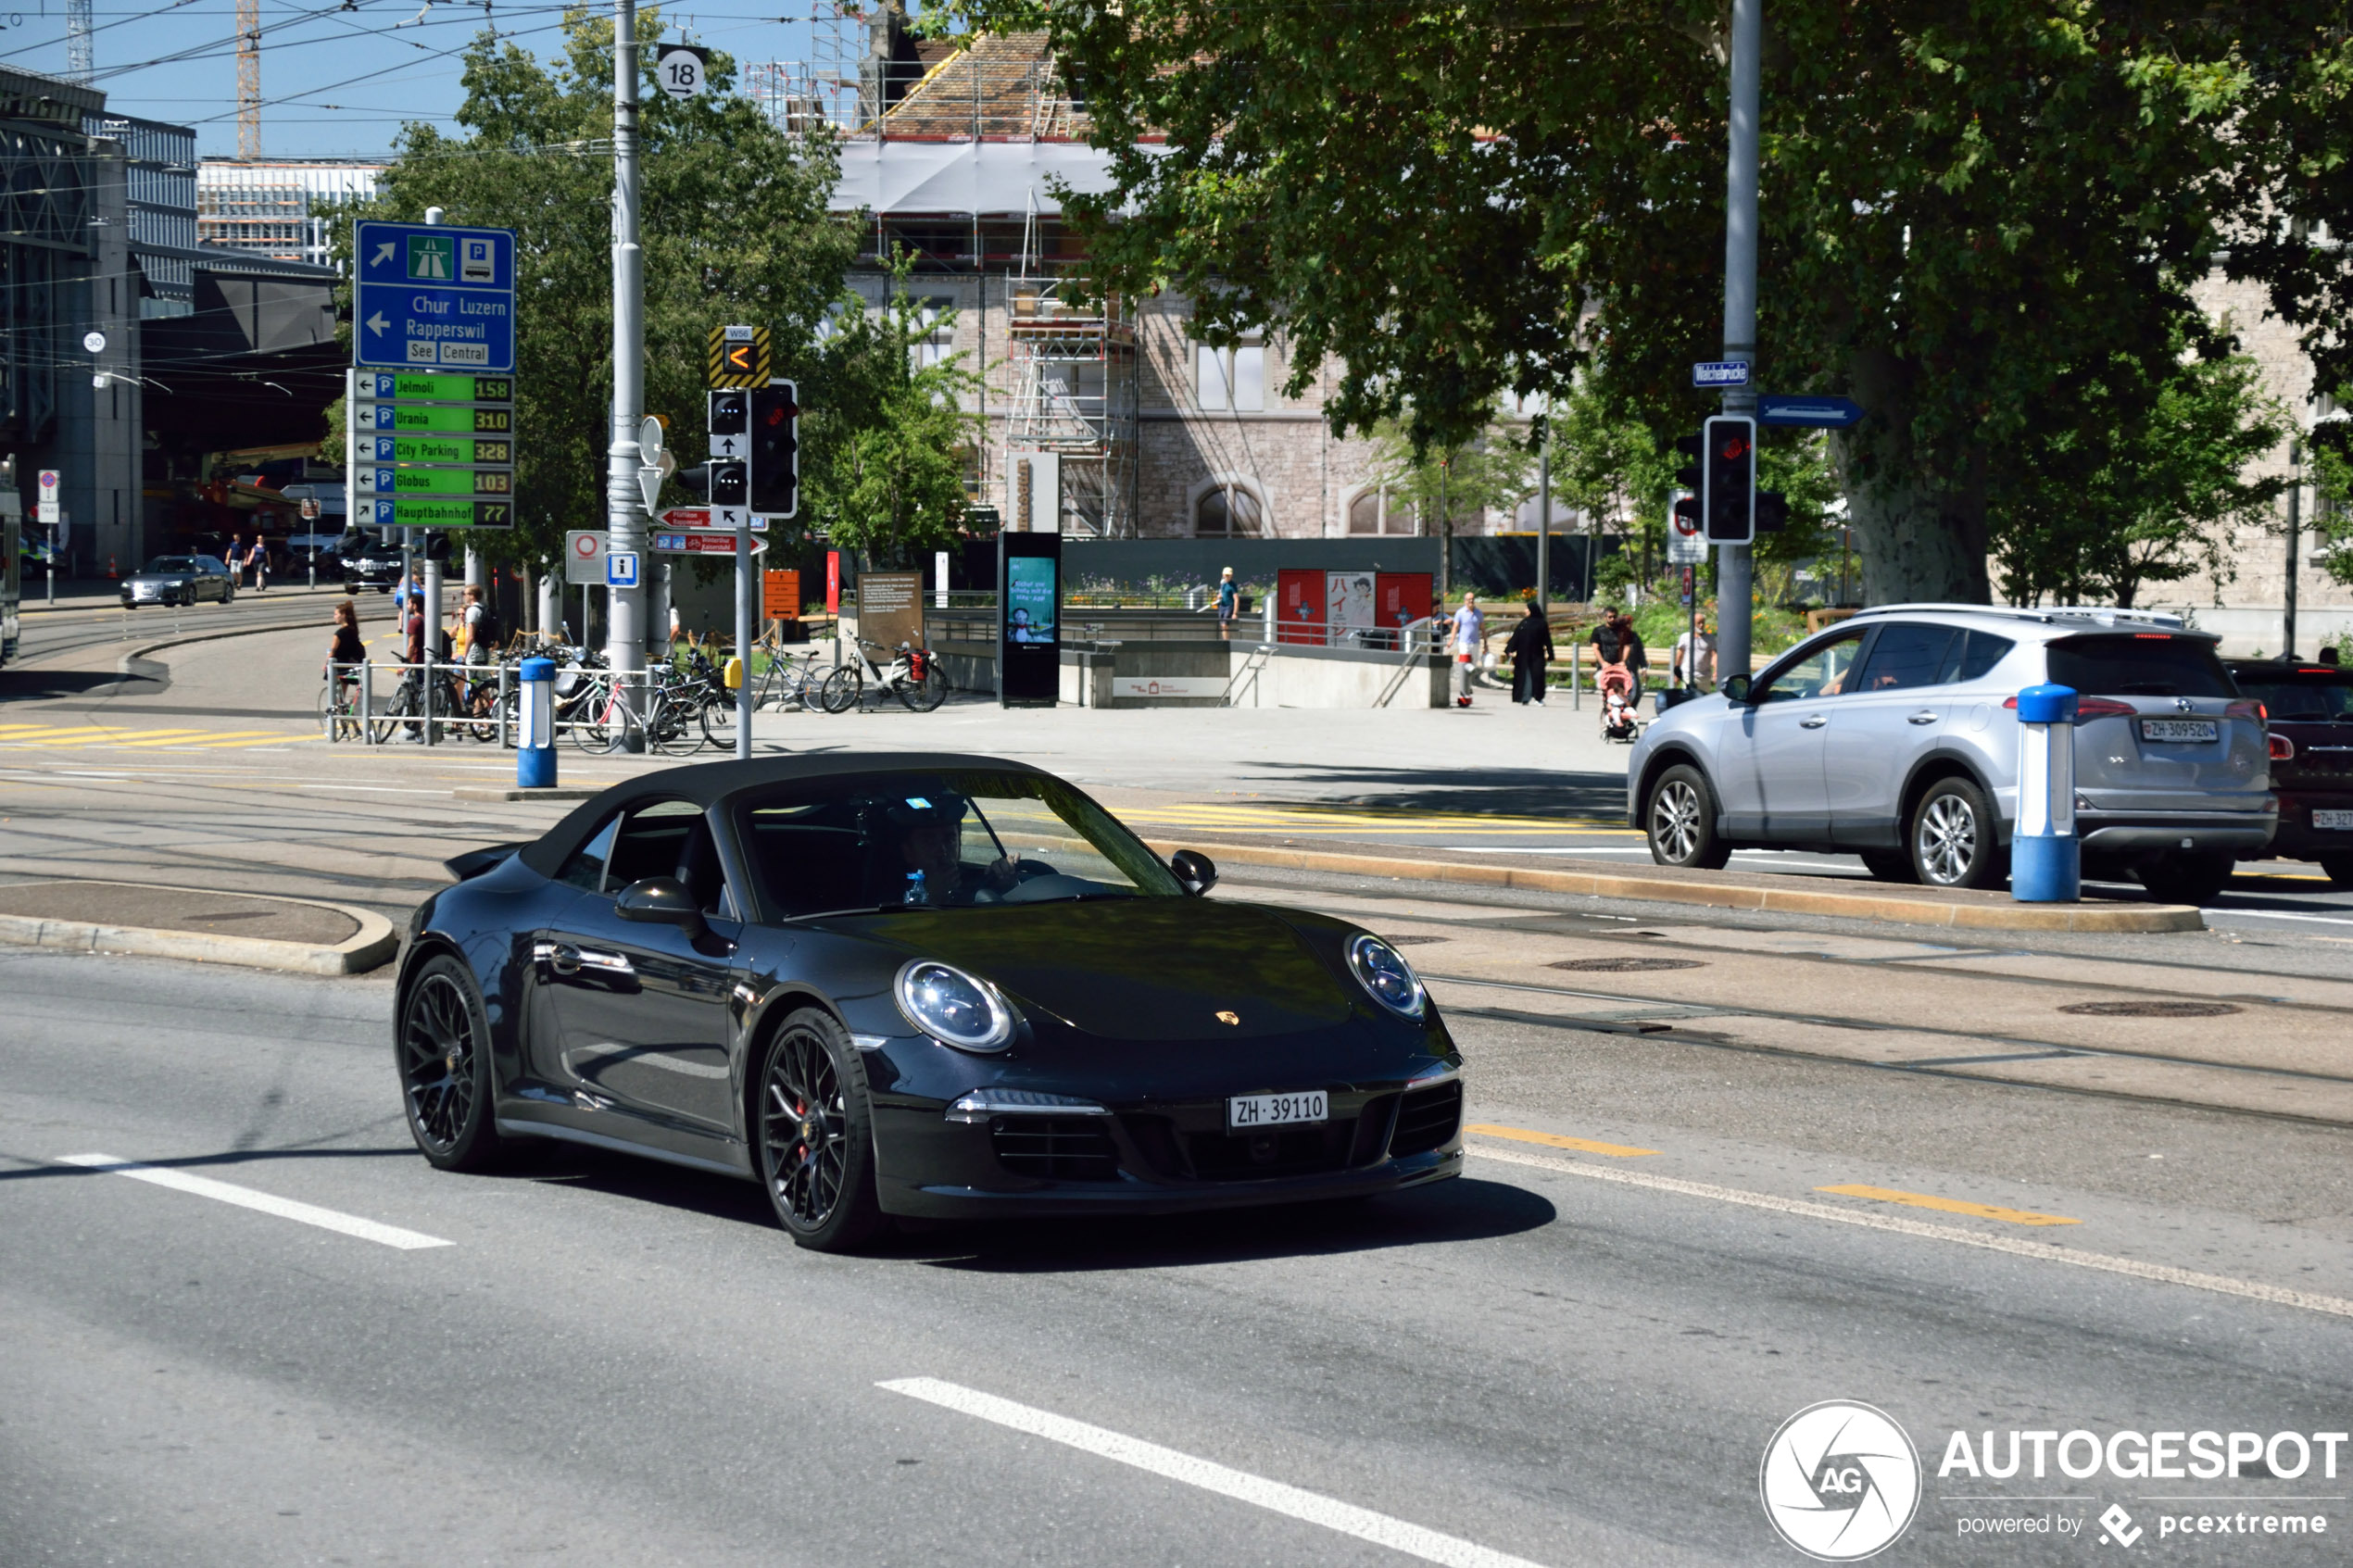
955,0,2353,603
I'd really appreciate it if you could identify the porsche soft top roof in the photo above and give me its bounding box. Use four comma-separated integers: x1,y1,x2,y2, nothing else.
516,752,1047,879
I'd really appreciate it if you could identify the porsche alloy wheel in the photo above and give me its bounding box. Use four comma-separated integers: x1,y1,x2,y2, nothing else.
398,955,504,1171
757,1010,883,1251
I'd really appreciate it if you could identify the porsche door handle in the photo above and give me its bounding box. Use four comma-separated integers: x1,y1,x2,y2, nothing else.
546,943,582,976
1907,710,1940,724
1799,714,1828,729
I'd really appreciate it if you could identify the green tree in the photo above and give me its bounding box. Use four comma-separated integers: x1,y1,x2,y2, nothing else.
2310,409,2353,587
804,277,984,563
964,0,2353,604
1365,413,1535,537
336,6,854,576
1993,349,2288,608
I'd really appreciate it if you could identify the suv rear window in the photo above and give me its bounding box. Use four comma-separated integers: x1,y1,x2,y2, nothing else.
2045,635,2233,698
2231,672,2353,721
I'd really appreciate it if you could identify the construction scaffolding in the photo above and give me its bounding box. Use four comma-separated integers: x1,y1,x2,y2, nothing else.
1004,268,1136,537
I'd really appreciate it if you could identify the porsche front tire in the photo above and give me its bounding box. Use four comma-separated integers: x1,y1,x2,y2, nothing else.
756,1008,885,1252
398,954,507,1172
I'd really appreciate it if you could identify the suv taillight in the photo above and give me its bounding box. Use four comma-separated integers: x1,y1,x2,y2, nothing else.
2006,695,2136,720
2225,699,2265,721
2270,733,2296,761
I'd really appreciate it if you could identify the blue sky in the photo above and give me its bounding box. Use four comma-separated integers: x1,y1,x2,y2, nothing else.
0,1,821,159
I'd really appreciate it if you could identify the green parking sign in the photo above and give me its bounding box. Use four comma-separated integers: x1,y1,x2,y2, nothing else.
408,235,455,281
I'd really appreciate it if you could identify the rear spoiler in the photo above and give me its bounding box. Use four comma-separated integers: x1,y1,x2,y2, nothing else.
444,842,529,882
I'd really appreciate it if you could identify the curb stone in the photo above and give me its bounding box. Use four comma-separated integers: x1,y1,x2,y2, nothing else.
1144,838,2204,935
0,884,399,975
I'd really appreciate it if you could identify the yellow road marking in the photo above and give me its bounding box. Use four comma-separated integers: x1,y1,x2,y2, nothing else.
1815,1184,2080,1227
1466,1123,1660,1158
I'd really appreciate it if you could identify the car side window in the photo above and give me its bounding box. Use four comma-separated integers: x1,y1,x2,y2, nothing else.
1951,632,2014,683
1853,623,1958,692
1755,630,1868,702
605,799,726,906
557,815,621,891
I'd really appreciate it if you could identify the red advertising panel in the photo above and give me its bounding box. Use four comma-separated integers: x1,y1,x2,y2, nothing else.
1375,571,1434,640
825,550,841,613
1276,569,1327,646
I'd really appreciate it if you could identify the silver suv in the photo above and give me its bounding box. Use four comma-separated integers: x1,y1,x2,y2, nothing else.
1627,605,2276,903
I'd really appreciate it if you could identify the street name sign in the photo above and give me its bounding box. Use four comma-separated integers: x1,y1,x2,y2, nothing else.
1758,395,1865,429
368,497,515,530
1691,360,1752,389
354,220,517,371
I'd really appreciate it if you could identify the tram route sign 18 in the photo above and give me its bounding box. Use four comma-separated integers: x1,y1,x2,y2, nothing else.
368,497,515,530
354,220,516,371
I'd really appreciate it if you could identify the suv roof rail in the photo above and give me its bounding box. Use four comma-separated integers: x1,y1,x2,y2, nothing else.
1851,602,2189,630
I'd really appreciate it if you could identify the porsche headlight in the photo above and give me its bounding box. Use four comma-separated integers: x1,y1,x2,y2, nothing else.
1347,934,1426,1020
895,960,1014,1052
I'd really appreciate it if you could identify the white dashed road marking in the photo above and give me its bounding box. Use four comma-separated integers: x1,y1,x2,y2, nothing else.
879,1376,1552,1568
58,1153,452,1250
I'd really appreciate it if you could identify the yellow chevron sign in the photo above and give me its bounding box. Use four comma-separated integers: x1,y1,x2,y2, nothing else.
707,324,771,388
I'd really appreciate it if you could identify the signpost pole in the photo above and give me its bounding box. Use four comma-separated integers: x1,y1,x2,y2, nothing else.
1715,0,1762,688
605,0,648,745
1534,409,1551,629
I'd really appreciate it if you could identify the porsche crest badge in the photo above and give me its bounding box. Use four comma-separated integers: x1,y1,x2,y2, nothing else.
1214,1010,1240,1026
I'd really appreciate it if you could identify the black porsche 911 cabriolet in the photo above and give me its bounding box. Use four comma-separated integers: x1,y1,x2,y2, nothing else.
398,754,1465,1249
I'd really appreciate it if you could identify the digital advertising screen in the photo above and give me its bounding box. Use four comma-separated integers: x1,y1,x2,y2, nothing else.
998,532,1062,707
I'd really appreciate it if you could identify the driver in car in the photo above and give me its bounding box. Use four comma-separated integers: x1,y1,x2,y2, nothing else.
888,794,1024,905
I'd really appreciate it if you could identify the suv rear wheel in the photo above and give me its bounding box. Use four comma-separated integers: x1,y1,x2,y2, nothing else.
2135,850,2233,906
2321,854,2353,891
1647,764,1731,870
1909,777,2005,889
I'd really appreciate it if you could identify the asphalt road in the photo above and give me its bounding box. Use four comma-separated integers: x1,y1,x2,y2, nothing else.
4,914,2348,1567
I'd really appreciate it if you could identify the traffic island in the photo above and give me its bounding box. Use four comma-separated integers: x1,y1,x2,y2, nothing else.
1141,837,2204,934
0,880,397,975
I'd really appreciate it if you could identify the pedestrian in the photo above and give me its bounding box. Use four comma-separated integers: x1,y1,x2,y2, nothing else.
1505,591,1554,705
1671,614,1718,689
325,597,364,703
223,535,245,591
1592,606,1647,694
1215,566,1239,640
245,533,269,594
1449,591,1484,709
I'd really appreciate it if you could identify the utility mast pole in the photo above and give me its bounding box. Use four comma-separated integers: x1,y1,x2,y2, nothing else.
236,0,262,159
1715,0,1761,685
64,0,93,81
605,0,648,737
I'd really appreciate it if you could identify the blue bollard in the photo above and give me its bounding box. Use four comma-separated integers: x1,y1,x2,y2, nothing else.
2011,682,2079,902
518,656,557,789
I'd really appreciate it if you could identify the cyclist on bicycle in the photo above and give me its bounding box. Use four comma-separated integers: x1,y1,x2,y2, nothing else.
325,599,364,702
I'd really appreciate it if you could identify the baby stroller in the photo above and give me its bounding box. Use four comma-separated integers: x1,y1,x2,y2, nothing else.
1596,656,1643,744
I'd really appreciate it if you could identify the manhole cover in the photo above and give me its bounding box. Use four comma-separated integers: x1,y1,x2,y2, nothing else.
2057,1000,2242,1019
1550,957,1706,973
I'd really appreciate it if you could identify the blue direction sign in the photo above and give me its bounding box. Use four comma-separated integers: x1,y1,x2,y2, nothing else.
354,220,517,372
1759,394,1865,429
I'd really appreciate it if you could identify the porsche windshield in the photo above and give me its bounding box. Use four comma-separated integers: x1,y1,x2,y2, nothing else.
737,771,1186,917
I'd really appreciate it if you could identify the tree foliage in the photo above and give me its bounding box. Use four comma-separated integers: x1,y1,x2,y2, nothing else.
960,0,2353,603
336,7,854,572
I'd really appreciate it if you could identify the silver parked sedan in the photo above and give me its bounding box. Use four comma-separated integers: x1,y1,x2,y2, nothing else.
119,555,235,608
1627,605,2275,904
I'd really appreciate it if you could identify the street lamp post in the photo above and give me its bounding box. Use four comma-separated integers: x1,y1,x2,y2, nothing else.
605,0,648,746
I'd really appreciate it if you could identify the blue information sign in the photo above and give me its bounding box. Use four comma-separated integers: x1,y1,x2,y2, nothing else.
1758,395,1865,429
353,220,517,371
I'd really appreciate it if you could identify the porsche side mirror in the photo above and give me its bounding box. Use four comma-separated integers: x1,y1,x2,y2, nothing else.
1720,674,1753,705
614,876,706,936
1170,849,1218,897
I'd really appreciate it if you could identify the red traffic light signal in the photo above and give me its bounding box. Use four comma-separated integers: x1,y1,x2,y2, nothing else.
1703,414,1756,544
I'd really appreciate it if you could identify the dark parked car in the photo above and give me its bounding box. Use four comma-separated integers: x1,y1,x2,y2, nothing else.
397,755,1466,1250
119,555,235,608
2224,658,2353,887
338,534,406,593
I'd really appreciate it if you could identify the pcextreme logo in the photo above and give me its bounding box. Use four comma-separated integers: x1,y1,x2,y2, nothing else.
1761,1400,1924,1561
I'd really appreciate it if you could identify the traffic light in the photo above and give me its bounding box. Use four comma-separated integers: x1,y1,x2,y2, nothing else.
748,382,799,519
1674,433,1705,493
1703,413,1755,543
422,531,451,563
709,390,748,442
709,459,748,508
1755,490,1789,534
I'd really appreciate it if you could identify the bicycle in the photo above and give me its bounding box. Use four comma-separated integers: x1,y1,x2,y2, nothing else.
318,666,362,741
818,636,950,714
749,635,837,713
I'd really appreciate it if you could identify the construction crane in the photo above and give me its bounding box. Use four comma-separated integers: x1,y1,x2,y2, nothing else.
237,0,261,159
65,0,92,81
